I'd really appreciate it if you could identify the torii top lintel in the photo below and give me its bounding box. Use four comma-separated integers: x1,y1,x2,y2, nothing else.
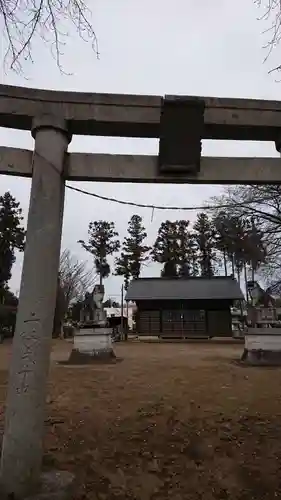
1,84,281,141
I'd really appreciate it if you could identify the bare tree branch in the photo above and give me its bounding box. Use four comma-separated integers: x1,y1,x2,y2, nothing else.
255,0,281,73
208,184,281,282
59,248,96,312
0,0,99,73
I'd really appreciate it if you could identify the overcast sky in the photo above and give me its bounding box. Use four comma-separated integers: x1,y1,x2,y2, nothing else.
1,0,280,301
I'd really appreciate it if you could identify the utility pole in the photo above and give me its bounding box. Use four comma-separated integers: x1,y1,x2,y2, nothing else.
126,301,129,326
120,284,124,340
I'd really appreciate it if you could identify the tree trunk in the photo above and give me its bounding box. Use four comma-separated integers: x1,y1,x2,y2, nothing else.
244,263,249,303
251,262,255,282
223,250,227,276
231,255,235,277
237,265,241,285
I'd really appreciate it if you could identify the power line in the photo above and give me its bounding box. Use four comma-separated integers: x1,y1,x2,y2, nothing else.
35,151,273,213
67,185,216,211
66,184,272,212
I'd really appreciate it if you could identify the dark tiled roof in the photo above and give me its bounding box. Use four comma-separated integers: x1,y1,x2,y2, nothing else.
125,277,243,301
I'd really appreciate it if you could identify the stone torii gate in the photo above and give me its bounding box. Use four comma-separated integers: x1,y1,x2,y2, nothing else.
1,84,281,498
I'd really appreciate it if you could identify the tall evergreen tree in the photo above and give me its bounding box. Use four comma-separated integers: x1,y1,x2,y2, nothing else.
115,252,131,290
193,212,216,277
152,219,198,277
151,220,179,275
0,192,25,289
176,220,198,277
79,220,120,285
115,215,151,289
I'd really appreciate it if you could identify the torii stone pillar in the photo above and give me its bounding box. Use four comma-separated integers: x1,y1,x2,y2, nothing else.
0,115,71,498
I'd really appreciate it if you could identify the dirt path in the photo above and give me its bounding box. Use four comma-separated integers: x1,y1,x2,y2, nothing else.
0,340,281,499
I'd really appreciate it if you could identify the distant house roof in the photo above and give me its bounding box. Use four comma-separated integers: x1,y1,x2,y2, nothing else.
105,306,135,318
125,277,243,302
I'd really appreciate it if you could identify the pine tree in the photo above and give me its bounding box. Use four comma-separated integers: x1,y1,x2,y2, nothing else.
79,221,120,285
115,215,150,289
151,220,198,278
151,220,179,276
152,219,198,278
115,252,131,290
0,192,25,289
176,220,198,277
193,212,216,277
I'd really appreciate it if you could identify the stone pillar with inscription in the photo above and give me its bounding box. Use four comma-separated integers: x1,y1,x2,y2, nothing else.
0,115,71,498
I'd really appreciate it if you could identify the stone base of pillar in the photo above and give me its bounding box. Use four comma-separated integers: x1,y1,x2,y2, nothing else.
66,328,116,365
1,470,76,500
241,328,281,366
241,348,281,365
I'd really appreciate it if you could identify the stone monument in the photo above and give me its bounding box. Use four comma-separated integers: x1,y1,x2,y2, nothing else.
68,284,115,363
242,281,281,365
242,328,281,365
